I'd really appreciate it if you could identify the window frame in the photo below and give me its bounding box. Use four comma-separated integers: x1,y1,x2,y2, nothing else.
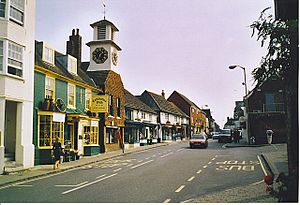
85,89,92,110
9,0,24,25
7,40,23,77
42,45,55,65
83,125,98,145
45,76,55,100
68,83,76,108
68,55,77,75
0,0,5,18
0,40,3,72
38,113,64,149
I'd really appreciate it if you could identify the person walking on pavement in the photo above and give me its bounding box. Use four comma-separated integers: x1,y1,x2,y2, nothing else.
117,130,125,153
52,137,62,170
266,128,273,145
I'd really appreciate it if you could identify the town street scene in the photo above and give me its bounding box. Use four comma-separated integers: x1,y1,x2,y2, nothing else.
0,0,298,203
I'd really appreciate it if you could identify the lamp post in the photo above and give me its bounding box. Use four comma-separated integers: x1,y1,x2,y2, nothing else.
229,65,249,144
229,65,248,96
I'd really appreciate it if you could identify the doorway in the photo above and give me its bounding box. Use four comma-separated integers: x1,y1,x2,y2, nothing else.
4,101,17,161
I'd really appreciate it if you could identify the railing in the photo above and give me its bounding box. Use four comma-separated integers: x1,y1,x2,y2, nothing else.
263,103,285,113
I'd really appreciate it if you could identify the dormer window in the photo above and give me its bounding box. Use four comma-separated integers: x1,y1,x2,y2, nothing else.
9,0,24,25
97,25,106,40
68,55,77,75
42,45,55,65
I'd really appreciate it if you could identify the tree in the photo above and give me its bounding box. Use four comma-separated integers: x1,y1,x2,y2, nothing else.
251,8,298,202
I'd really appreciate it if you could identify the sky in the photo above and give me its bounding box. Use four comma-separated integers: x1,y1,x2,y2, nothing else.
36,0,274,127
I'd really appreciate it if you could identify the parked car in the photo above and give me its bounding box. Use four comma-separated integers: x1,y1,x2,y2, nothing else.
212,132,220,140
189,133,208,148
218,129,232,143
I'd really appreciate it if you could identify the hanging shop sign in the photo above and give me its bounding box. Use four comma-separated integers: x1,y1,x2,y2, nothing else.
91,95,108,113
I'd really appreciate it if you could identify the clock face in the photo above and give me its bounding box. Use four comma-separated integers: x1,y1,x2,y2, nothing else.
92,47,108,64
112,52,118,66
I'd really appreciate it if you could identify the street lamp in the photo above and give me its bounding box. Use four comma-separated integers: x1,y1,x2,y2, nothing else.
229,65,248,96
229,64,249,144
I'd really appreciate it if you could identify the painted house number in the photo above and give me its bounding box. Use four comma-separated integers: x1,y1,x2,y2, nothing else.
215,160,259,171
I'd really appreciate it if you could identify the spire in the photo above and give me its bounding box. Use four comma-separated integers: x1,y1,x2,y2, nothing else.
102,0,106,20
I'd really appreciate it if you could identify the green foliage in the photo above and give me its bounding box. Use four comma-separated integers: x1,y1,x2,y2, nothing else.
250,7,298,84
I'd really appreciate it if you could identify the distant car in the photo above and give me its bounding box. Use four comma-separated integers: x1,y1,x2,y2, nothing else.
190,134,208,148
218,129,232,143
212,132,220,140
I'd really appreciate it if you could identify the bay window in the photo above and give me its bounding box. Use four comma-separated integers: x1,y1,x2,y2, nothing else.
9,0,24,25
8,41,23,77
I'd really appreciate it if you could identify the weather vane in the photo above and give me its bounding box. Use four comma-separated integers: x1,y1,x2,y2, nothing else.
102,0,106,20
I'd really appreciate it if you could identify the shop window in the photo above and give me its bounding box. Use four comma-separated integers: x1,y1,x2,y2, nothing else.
84,126,98,145
45,76,55,99
0,0,5,18
85,89,91,110
9,0,24,25
39,114,64,148
68,83,75,108
165,113,169,121
106,130,117,144
8,41,23,77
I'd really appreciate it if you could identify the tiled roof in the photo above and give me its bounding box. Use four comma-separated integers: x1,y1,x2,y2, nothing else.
35,41,97,88
146,91,189,118
124,89,157,114
86,70,110,86
171,90,201,110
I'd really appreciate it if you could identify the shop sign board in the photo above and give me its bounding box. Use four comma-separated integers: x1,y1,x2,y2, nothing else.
91,95,108,113
53,113,65,122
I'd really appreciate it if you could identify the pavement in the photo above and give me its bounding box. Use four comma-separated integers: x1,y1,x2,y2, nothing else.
0,138,288,203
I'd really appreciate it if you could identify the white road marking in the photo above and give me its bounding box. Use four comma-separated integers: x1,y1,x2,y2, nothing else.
176,148,184,152
113,168,122,172
257,155,268,176
96,174,107,179
251,180,264,185
130,160,154,169
13,184,33,187
187,176,195,182
163,198,171,203
55,181,88,187
145,157,150,160
137,160,143,163
196,170,202,174
212,158,216,161
208,162,212,164
126,164,133,167
62,173,118,195
175,185,185,193
203,165,208,168
160,152,173,158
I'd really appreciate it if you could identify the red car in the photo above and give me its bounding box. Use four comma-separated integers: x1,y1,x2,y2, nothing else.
189,134,208,148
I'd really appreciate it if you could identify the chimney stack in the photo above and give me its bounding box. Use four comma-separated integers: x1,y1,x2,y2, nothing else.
67,28,82,70
161,90,165,98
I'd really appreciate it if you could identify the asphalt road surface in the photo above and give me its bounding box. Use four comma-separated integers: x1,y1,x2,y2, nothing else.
0,139,266,203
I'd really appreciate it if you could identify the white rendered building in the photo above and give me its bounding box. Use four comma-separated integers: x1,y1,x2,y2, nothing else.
0,0,36,174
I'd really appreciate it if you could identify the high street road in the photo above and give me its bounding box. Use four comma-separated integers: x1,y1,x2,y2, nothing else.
0,139,270,203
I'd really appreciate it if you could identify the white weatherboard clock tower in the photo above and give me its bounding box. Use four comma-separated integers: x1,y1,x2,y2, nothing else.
87,19,121,71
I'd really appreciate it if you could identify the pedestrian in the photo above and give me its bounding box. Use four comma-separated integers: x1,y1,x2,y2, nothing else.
266,129,273,145
233,129,239,143
117,130,124,153
52,137,62,170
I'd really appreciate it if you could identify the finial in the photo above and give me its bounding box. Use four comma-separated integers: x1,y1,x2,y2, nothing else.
102,0,106,20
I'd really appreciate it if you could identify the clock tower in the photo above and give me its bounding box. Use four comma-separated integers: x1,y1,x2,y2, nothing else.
87,19,121,71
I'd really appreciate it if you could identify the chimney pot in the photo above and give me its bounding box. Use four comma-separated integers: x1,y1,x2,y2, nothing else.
76,28,79,35
72,29,75,35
